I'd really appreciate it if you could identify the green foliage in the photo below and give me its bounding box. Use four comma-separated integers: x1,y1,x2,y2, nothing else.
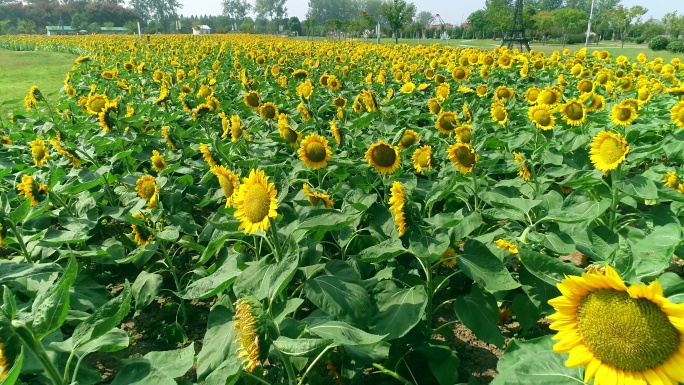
666,39,684,53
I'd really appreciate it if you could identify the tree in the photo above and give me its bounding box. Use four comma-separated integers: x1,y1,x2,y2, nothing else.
306,0,359,24
467,9,487,39
288,16,301,35
222,0,250,30
552,8,587,47
303,17,315,39
663,12,684,38
130,0,181,31
380,0,415,44
608,5,647,48
16,18,36,34
532,10,553,43
255,0,287,21
485,0,512,39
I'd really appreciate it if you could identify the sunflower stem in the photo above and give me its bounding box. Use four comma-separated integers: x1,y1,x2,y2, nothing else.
471,169,479,211
6,219,31,264
297,346,332,385
12,320,64,385
269,218,282,262
608,168,621,232
371,363,413,385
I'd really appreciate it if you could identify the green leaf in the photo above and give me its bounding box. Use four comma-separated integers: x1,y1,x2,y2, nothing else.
304,275,371,325
416,343,459,385
179,255,240,300
631,223,682,280
450,211,483,240
52,328,130,354
233,251,298,303
541,231,576,255
10,199,31,223
454,285,504,348
32,256,78,340
370,285,427,340
306,320,387,346
544,199,610,224
492,336,583,384
142,343,195,378
0,262,62,285
457,240,520,293
273,336,333,357
519,248,583,286
0,346,23,385
511,294,540,332
616,175,658,200
132,271,163,313
40,229,91,244
358,238,406,262
72,281,132,351
298,211,358,233
196,306,240,381
110,362,175,385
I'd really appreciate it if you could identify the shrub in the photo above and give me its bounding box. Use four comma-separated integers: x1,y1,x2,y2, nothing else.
667,39,684,53
648,36,670,51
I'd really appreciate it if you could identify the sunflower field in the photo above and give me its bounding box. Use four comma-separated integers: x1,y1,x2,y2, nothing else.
1,33,684,385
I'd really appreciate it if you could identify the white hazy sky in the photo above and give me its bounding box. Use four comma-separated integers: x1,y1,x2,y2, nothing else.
176,0,680,23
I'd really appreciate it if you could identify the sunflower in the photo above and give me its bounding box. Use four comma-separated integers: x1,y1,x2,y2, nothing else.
278,118,301,147
131,212,154,246
589,131,630,173
150,150,167,172
2,136,13,145
490,102,509,125
243,91,261,109
447,143,478,174
577,79,594,94
198,143,218,168
498,307,513,325
528,104,555,130
234,297,264,373
455,125,472,144
161,126,177,150
671,101,684,129
561,99,586,126
30,138,49,167
498,53,513,68
388,181,407,237
513,152,531,181
440,247,457,268
98,101,117,132
211,165,239,208
400,82,416,94
452,66,470,82
495,238,518,254
436,111,460,134
476,84,489,98
366,140,401,175
296,79,314,100
299,134,332,169
17,174,48,206
297,101,312,121
28,85,42,104
327,75,342,90
153,69,164,82
435,83,450,101
494,86,515,101
462,103,473,124
329,121,342,145
538,87,562,107
86,93,108,115
548,265,684,385
319,74,329,87
412,145,432,174
585,93,606,112
292,69,308,79
332,96,347,108
610,103,638,126
50,138,81,168
230,115,246,142
0,341,10,380
662,171,679,189
259,102,279,121
398,129,419,149
302,184,334,208
427,98,442,115
135,175,158,209
233,169,278,234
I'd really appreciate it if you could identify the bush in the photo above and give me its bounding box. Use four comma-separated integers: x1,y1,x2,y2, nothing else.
648,36,670,51
565,33,586,45
667,39,684,53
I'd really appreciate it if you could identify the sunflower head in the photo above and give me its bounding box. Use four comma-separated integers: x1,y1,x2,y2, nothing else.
400,82,416,94
234,296,266,373
440,247,457,268
135,175,158,209
30,138,49,167
131,212,154,246
388,181,407,237
233,169,278,234
490,102,508,125
365,140,401,175
610,103,638,126
17,174,48,206
662,171,679,189
447,143,478,174
548,265,684,385
427,98,442,115
589,131,629,173
279,122,301,147
436,111,459,134
561,99,586,126
299,134,332,169
671,101,684,128
86,94,109,115
528,104,555,130
538,87,561,106
150,150,167,172
495,238,518,254
243,91,261,109
329,121,342,145
302,184,334,208
332,96,347,108
398,129,419,149
412,145,432,174
211,165,239,208
259,102,279,120
494,86,514,101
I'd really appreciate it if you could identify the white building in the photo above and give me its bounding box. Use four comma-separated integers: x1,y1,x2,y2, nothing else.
192,25,211,35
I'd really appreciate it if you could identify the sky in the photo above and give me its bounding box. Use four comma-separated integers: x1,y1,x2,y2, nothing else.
176,0,680,23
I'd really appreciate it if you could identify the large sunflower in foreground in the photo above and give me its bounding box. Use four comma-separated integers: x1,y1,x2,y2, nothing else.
548,265,684,385
243,91,261,109
671,101,684,129
299,134,332,169
447,143,478,174
388,181,407,237
365,140,401,175
589,131,629,173
233,169,278,234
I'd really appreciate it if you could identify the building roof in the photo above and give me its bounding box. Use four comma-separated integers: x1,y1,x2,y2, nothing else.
46,26,76,31
199,25,211,29
100,27,129,31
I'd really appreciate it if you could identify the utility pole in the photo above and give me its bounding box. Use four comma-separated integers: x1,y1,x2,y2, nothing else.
585,0,595,47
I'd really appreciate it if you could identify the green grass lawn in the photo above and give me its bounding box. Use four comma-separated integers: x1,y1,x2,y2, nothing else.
293,36,683,62
0,49,77,117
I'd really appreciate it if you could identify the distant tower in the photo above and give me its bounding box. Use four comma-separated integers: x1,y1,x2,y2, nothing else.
501,0,530,52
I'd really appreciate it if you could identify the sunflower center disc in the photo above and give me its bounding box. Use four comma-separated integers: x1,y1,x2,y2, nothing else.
141,182,155,199
677,108,684,122
533,110,551,126
577,289,680,371
305,142,327,162
458,129,472,143
243,184,270,224
32,147,45,161
493,107,506,121
598,137,624,165
617,107,632,121
440,115,457,131
401,134,416,148
455,69,465,79
247,94,259,107
498,89,510,99
540,92,557,105
567,103,584,120
263,106,276,119
283,128,297,143
579,82,592,93
90,99,105,113
371,145,396,167
456,147,476,168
